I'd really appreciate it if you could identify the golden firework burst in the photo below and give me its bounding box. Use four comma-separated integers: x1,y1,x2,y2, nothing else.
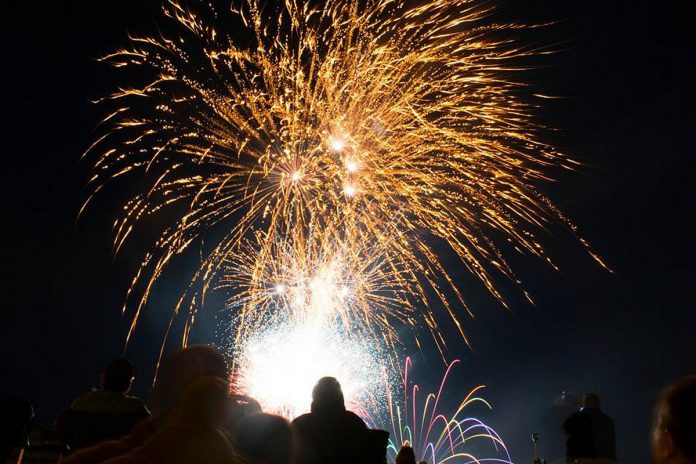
85,0,607,353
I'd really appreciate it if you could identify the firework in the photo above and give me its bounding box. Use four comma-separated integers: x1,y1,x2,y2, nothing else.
233,314,386,419
219,231,414,352
86,0,606,349
225,233,400,418
378,357,512,464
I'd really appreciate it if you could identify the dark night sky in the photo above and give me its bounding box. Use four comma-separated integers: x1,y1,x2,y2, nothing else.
2,1,695,462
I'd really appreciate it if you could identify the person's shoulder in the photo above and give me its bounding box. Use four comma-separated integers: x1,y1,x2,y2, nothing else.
122,395,150,414
345,410,367,429
71,390,149,416
599,410,615,424
70,389,101,409
562,410,582,428
291,413,313,426
70,391,90,406
291,413,319,433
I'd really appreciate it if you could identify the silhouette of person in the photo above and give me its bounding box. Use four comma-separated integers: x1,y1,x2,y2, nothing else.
102,377,241,464
395,442,416,464
54,359,150,449
235,413,292,464
291,377,375,464
69,359,149,416
562,392,616,463
63,345,229,464
652,375,696,464
292,377,366,431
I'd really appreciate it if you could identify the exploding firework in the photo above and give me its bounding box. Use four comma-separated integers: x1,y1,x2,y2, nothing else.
233,314,386,419
219,231,412,351
377,357,512,464
224,232,400,418
85,0,606,350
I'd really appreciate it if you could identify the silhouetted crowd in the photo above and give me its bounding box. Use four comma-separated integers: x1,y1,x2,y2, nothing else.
1,345,695,464
1,346,391,464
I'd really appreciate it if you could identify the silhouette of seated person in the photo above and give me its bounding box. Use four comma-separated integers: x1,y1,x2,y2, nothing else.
562,392,616,463
652,375,696,464
102,376,241,464
395,442,416,464
291,377,389,464
236,413,292,464
55,358,150,449
293,377,366,431
63,345,229,464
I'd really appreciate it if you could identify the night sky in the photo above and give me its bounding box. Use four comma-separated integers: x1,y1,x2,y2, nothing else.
2,1,695,463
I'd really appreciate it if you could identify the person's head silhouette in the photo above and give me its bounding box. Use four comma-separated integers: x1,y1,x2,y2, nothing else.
151,345,228,421
396,441,417,464
102,359,135,393
311,377,345,414
652,375,696,464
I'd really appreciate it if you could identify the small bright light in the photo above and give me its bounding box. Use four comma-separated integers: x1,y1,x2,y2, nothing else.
291,171,302,181
294,296,304,306
344,184,356,196
346,161,358,173
340,286,350,297
329,137,345,152
275,284,285,294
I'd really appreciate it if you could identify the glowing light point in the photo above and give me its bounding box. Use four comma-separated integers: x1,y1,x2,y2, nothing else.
291,171,302,182
346,161,358,173
340,286,350,297
274,284,285,294
329,137,345,152
344,184,356,196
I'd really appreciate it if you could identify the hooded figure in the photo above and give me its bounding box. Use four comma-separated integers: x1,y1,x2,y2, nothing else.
293,377,366,430
291,377,369,463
